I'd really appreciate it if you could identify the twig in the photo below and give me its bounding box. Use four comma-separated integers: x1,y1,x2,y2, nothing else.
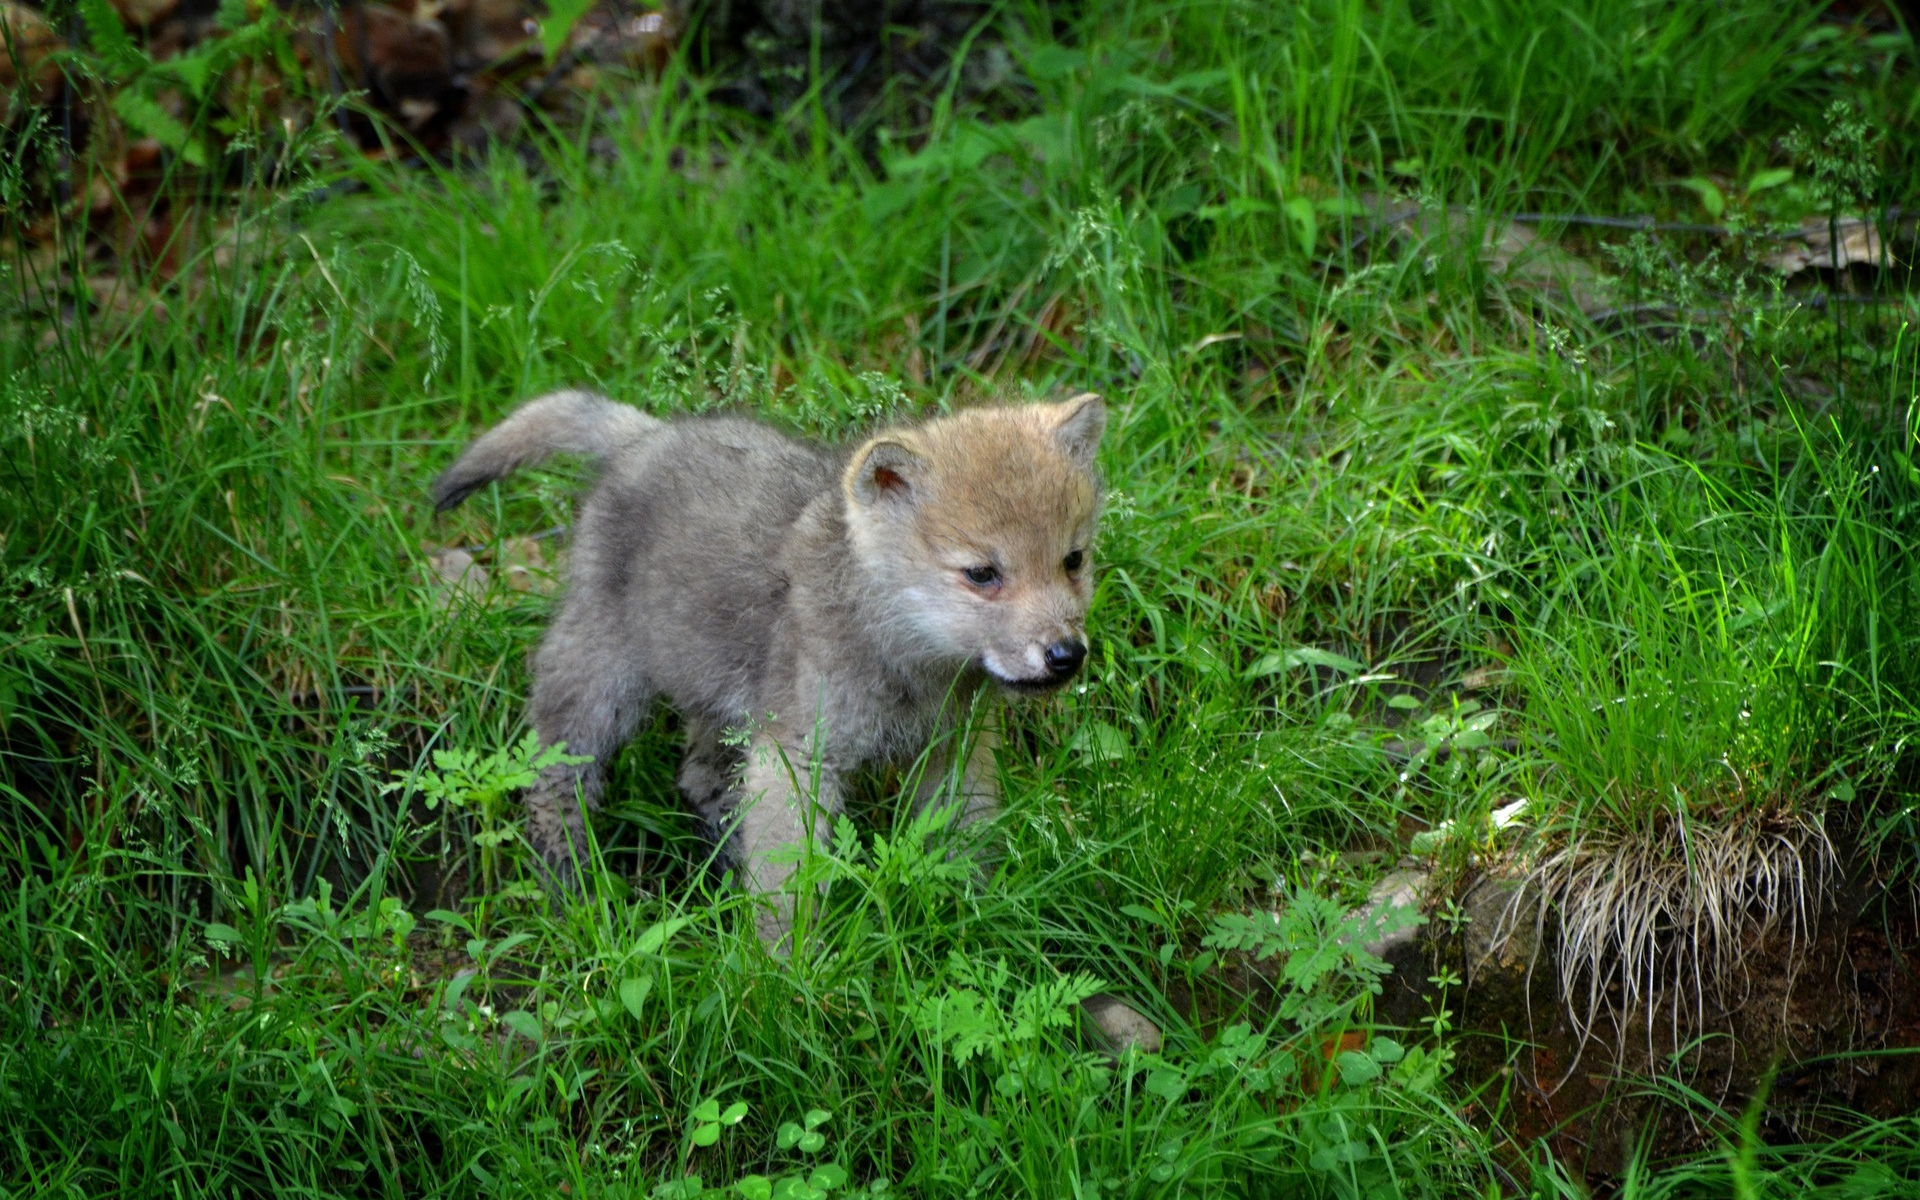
1379,737,1522,764
318,0,352,138
1371,202,1908,244
1504,208,1907,241
453,524,570,556
287,684,421,709
300,233,397,360
1582,291,1901,326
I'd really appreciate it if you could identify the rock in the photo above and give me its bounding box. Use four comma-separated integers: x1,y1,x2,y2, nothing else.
427,546,489,607
1445,872,1558,1063
1477,222,1612,314
1360,195,1615,316
1351,867,1431,1026
1347,868,1424,960
1458,872,1544,985
1079,992,1162,1057
1764,215,1893,276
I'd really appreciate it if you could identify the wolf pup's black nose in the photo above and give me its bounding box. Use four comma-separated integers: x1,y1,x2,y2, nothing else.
1044,639,1087,679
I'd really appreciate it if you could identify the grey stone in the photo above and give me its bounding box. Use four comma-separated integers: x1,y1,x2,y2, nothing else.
1351,867,1432,1027
1358,868,1429,962
427,546,488,608
1458,873,1544,984
1080,993,1163,1057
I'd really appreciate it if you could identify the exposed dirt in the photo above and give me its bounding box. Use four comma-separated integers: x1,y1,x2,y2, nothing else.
1166,849,1919,1187
1424,867,1920,1180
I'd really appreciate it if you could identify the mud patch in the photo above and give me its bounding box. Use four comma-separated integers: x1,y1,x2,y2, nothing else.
1434,866,1920,1178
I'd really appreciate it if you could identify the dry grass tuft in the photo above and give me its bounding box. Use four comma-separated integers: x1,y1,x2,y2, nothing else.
1502,809,1837,1076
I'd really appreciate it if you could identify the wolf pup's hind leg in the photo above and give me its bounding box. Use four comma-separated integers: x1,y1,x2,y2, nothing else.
678,713,744,858
523,606,654,893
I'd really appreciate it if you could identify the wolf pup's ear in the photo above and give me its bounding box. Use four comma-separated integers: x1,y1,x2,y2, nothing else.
847,437,924,507
1051,392,1106,469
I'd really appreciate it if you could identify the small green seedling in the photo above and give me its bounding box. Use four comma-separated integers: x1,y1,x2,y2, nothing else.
689,1098,750,1148
776,1109,831,1155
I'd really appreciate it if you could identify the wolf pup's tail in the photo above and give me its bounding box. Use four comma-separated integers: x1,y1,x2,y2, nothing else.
432,389,663,512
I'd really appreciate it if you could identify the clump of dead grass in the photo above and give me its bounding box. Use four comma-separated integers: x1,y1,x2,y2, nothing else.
1501,807,1837,1075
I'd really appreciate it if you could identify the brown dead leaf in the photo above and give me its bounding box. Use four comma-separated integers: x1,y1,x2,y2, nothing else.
0,3,61,118
1018,290,1079,371
218,55,291,122
123,137,168,181
110,0,179,28
495,536,561,594
83,273,169,323
1365,195,1615,315
333,5,461,132
1764,216,1890,275
442,0,539,66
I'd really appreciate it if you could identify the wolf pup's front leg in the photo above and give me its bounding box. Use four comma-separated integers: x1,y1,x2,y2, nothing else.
911,706,1005,860
730,730,845,952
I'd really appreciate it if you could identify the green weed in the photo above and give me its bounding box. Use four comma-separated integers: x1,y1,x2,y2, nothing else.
3,0,1919,1194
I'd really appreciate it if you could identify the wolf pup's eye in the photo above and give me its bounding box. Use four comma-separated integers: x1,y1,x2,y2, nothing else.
1063,550,1085,572
962,564,1001,588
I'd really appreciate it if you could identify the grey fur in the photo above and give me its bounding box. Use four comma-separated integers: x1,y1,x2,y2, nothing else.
433,388,1105,948
431,389,663,512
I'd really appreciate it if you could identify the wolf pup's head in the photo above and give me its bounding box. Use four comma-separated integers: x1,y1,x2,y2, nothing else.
843,394,1106,693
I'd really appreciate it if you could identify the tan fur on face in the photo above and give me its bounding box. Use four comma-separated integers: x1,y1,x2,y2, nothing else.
842,397,1104,684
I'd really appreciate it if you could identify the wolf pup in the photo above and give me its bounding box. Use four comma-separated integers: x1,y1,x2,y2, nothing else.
432,389,1106,947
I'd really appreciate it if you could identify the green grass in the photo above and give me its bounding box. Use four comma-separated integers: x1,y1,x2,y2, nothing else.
5,0,1920,1194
